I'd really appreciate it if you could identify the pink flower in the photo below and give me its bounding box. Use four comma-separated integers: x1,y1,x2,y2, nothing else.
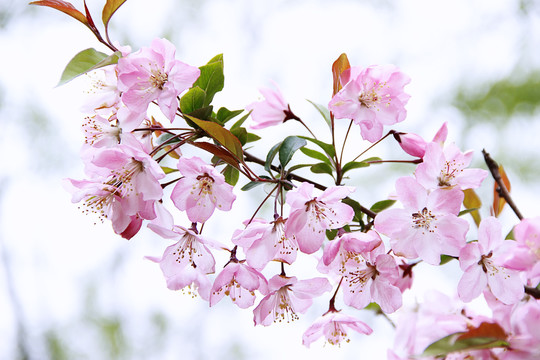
285,183,354,254
319,230,382,275
374,177,469,265
171,156,236,223
504,217,540,283
302,312,373,347
458,217,524,305
253,275,331,326
209,262,268,308
65,144,164,238
232,217,298,270
147,225,215,300
415,142,488,191
342,241,402,313
329,65,410,142
246,84,297,129
117,38,200,122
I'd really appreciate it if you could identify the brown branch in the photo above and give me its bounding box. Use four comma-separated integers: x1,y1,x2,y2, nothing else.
525,285,540,299
243,151,377,219
482,149,524,220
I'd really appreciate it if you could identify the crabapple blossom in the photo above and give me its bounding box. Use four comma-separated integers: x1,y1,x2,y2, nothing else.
171,156,236,223
246,83,298,129
329,64,410,142
504,216,540,283
319,230,382,275
302,311,373,347
415,142,488,191
285,183,354,254
231,217,298,270
147,224,215,299
374,176,469,265
253,275,331,326
117,38,200,122
458,217,524,305
209,261,268,308
341,240,402,313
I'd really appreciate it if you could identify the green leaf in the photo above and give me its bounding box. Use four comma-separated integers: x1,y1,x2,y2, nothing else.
370,199,396,213
58,48,120,86
223,165,239,186
342,197,365,223
298,136,336,158
279,136,307,168
102,0,127,30
30,1,89,26
160,166,177,174
246,133,261,143
299,147,332,166
187,116,243,161
156,133,181,146
439,255,457,265
265,142,282,172
231,111,252,130
180,86,206,115
287,163,313,172
306,99,332,129
458,208,480,217
310,162,334,176
463,188,482,227
230,127,248,145
193,54,224,107
241,181,264,191
422,322,509,357
216,107,243,125
341,160,370,174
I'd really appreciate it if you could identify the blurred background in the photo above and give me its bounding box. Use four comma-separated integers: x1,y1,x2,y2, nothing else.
1,0,540,359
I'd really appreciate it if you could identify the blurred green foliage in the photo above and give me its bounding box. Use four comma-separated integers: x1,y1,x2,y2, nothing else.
453,71,540,126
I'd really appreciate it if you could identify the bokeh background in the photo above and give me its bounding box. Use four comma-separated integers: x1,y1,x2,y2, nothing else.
1,0,540,359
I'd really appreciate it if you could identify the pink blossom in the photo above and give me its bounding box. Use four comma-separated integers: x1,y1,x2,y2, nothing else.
246,84,296,129
171,156,236,223
329,65,410,142
458,217,524,305
253,275,331,326
415,142,488,191
65,145,164,237
374,177,469,265
342,240,402,313
319,230,382,275
209,262,268,308
232,216,298,270
393,122,448,158
117,38,200,122
285,183,354,254
302,311,373,347
504,217,540,283
147,225,215,300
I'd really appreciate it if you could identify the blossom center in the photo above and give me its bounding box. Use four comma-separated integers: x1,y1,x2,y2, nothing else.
83,116,122,145
150,67,168,90
196,174,215,195
437,159,464,188
358,81,391,110
273,287,299,323
347,263,378,292
411,207,437,232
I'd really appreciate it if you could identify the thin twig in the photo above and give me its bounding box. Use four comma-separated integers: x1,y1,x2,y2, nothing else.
482,149,524,220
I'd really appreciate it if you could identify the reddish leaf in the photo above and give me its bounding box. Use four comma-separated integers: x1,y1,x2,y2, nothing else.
186,116,244,161
102,0,127,30
458,322,507,341
332,53,350,96
492,165,511,217
29,0,89,26
189,142,240,169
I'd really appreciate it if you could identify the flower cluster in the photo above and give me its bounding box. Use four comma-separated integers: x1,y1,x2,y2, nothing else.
35,0,540,356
